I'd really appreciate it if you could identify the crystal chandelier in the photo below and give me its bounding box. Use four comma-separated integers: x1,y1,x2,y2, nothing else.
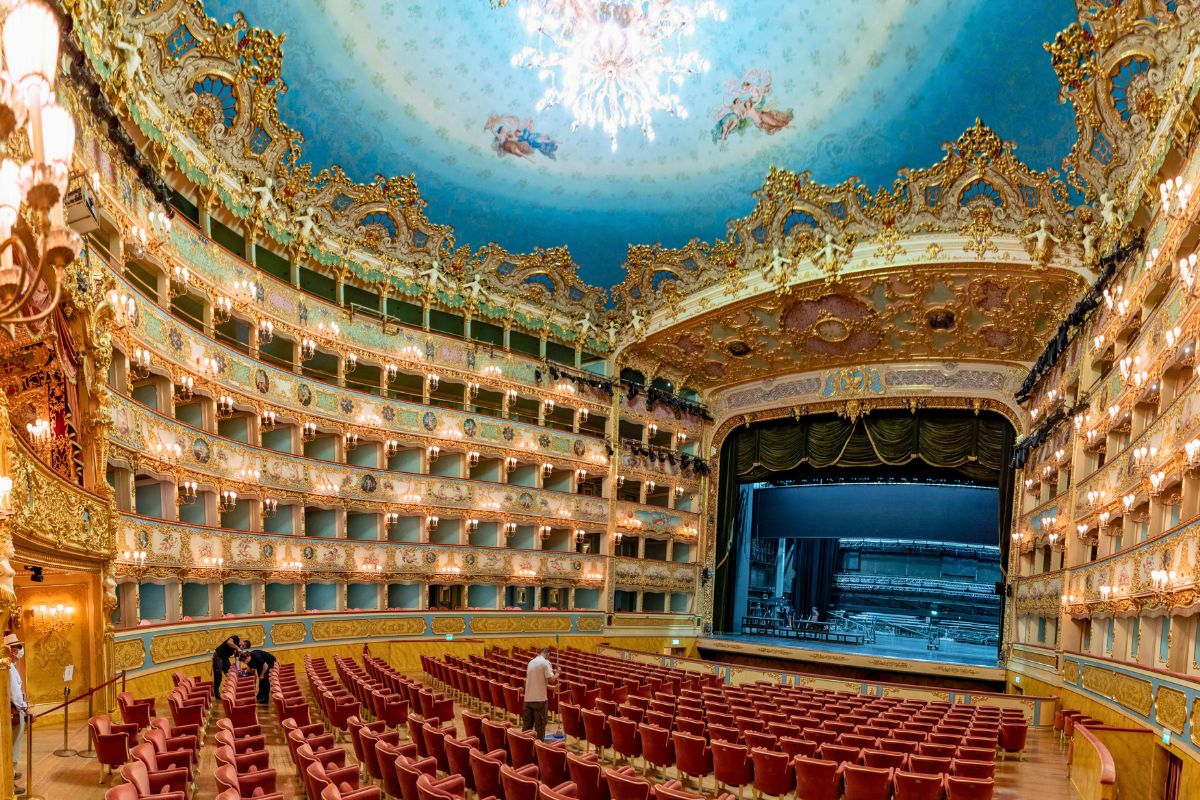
510,0,726,151
0,2,82,327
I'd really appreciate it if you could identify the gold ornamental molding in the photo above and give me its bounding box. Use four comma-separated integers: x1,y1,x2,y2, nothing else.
114,638,147,673
431,616,466,636
1080,664,1153,717
470,614,573,635
1155,685,1187,735
1192,699,1200,747
1010,644,1059,671
311,617,425,642
150,623,266,664
269,622,307,645
576,616,604,633
7,441,115,559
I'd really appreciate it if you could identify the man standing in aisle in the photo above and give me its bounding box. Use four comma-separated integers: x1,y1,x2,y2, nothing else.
6,633,28,796
242,642,277,704
521,646,556,741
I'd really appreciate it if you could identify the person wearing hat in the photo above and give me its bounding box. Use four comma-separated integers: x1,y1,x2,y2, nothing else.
5,633,27,793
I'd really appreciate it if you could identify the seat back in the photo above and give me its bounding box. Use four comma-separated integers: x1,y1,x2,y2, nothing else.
711,740,752,788
535,740,569,786
749,747,793,797
843,764,894,800
793,756,841,800
946,775,995,800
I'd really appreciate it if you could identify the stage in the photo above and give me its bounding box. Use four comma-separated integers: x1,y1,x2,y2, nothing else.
700,632,1005,683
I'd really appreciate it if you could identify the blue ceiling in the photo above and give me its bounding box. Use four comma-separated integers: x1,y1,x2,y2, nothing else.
204,1,1079,287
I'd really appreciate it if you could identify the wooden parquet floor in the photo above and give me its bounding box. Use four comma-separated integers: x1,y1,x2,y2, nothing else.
23,674,1079,800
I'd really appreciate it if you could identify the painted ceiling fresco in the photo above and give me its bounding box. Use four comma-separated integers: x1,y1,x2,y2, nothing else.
202,0,1078,286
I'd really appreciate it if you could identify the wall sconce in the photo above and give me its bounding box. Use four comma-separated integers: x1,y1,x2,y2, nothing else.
0,475,12,515
1098,511,1111,527
506,388,518,402
542,462,554,476
166,264,190,298
402,493,422,505
504,456,517,472
317,321,340,337
385,511,400,528
344,432,360,450
1076,523,1088,536
623,514,643,531
1150,569,1178,594
1123,493,1136,511
1047,532,1060,549
544,398,555,412
386,440,401,458
385,363,398,382
574,529,586,542
1024,478,1033,489
539,525,551,539
617,475,625,488
199,556,225,576
674,486,684,498
467,382,480,398
130,347,151,379
614,531,624,545
1185,438,1200,467
281,561,303,572
25,418,50,452
175,375,194,400
427,515,439,530
213,294,232,323
257,318,274,344
575,469,588,481
1099,585,1112,601
300,337,316,360
504,522,517,538
260,409,277,430
31,603,74,634
360,563,383,575
302,421,318,442
578,407,588,423
646,480,656,492
438,565,462,578
468,451,480,467
1149,471,1166,493
260,497,278,519
345,352,358,373
401,344,423,362
466,518,479,533
427,374,440,392
216,394,235,418
427,445,441,462
176,480,197,505
677,431,687,443
1159,175,1193,217
154,440,182,462
318,478,340,496
680,525,698,537
219,489,238,511
236,279,260,303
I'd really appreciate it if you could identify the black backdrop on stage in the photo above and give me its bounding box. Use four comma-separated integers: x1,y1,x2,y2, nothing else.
712,409,1015,635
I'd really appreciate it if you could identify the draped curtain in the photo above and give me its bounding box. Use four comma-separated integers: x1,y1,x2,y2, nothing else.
713,410,1015,633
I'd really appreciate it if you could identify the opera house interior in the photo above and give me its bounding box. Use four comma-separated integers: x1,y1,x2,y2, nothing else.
0,0,1198,798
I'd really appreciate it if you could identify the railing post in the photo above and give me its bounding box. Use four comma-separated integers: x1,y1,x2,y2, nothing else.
52,686,77,757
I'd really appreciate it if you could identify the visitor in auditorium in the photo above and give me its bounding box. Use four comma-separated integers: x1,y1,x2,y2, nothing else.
521,646,557,741
212,634,242,696
7,633,27,794
242,641,278,704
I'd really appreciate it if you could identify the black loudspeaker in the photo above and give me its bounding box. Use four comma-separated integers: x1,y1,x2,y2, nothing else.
994,581,1012,597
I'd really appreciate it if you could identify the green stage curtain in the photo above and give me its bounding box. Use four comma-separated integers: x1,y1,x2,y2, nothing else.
731,410,1011,482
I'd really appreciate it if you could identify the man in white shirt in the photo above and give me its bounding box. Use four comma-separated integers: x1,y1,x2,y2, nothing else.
6,633,27,794
521,646,556,741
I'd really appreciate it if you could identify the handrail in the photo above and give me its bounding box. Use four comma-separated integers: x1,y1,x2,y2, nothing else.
31,670,127,719
1071,722,1117,800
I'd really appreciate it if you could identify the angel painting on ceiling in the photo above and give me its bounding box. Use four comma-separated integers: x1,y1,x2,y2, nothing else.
485,115,559,160
711,69,794,144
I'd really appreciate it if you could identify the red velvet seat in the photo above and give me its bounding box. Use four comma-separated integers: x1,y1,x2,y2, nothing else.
581,709,612,758
566,752,611,800
674,717,705,737
638,724,674,778
376,739,421,800
945,775,993,800
671,731,712,792
604,766,650,800
652,780,735,800
952,759,995,780
117,692,156,730
105,781,184,800
711,740,752,795
863,748,907,769
793,756,842,800
508,727,539,769
462,710,487,743
483,718,513,758
803,728,838,746
89,715,139,782
998,724,1027,758
841,734,877,750
560,703,585,748
215,762,278,798
908,755,953,776
842,764,893,800
501,763,545,800
470,747,512,800
918,743,957,759
535,740,570,787
817,743,861,766
750,747,794,799
119,759,189,798
396,752,439,800
416,772,466,800
779,736,818,759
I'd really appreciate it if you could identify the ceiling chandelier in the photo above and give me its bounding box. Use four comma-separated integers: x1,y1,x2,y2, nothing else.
0,1,81,330
509,0,726,151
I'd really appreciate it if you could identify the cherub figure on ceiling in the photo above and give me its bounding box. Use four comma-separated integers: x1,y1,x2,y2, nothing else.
711,69,793,144
485,115,559,160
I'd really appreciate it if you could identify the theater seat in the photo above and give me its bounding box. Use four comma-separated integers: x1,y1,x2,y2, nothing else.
894,769,944,800
842,764,893,800
945,775,994,800
793,756,842,800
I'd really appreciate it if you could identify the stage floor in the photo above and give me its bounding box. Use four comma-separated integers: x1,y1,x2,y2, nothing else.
710,631,1000,669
